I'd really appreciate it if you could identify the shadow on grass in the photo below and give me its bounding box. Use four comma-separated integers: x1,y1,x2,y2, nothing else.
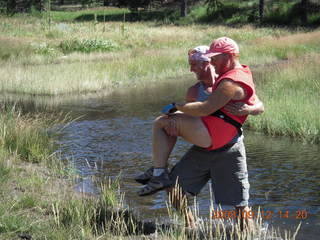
198,3,258,24
197,1,320,29
74,10,178,22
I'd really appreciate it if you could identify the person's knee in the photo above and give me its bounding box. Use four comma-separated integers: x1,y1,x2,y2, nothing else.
153,115,168,127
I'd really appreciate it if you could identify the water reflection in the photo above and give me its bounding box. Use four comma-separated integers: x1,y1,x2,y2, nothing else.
0,74,194,117
247,133,320,209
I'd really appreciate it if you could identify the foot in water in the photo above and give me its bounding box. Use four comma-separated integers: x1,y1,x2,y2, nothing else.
138,170,173,196
135,167,154,185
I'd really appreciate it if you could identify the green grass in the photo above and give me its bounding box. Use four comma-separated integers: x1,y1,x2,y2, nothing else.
12,195,37,210
0,105,51,238
0,108,52,163
50,7,130,22
0,213,34,235
59,38,120,53
248,55,320,143
0,162,10,186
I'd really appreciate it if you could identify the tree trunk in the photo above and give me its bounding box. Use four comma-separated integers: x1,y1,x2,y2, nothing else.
36,0,44,11
259,0,264,22
301,0,308,23
181,0,187,17
7,0,16,13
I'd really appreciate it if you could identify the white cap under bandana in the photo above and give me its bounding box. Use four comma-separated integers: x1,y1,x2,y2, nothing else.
193,45,209,54
188,45,210,62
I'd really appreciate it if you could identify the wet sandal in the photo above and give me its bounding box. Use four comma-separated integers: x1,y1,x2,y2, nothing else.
134,167,154,185
138,171,173,196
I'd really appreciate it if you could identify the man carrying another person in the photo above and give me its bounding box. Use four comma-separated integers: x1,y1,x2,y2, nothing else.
135,37,264,227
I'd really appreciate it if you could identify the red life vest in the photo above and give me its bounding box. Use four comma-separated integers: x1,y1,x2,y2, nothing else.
201,65,256,150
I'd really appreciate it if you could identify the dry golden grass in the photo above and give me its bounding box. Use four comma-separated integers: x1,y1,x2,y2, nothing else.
256,30,320,46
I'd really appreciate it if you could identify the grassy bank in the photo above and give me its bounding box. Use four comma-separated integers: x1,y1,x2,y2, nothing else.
0,105,72,238
0,12,319,143
0,104,143,239
248,54,320,143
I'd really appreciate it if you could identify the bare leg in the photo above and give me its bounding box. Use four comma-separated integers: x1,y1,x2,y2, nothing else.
152,113,211,168
152,116,177,168
138,113,211,196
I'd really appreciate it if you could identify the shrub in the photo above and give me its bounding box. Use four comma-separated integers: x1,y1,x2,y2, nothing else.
31,42,57,56
59,38,120,54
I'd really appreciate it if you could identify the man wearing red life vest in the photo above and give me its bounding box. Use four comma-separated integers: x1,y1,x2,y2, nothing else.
139,37,259,228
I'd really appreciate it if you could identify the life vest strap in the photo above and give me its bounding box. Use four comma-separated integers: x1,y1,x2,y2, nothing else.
210,110,243,136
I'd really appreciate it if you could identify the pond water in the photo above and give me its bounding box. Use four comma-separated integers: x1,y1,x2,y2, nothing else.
4,74,318,239
49,84,320,240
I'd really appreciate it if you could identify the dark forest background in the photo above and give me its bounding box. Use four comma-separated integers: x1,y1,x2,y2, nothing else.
1,0,320,26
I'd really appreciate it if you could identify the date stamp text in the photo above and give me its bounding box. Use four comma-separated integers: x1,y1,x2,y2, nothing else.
212,210,308,220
